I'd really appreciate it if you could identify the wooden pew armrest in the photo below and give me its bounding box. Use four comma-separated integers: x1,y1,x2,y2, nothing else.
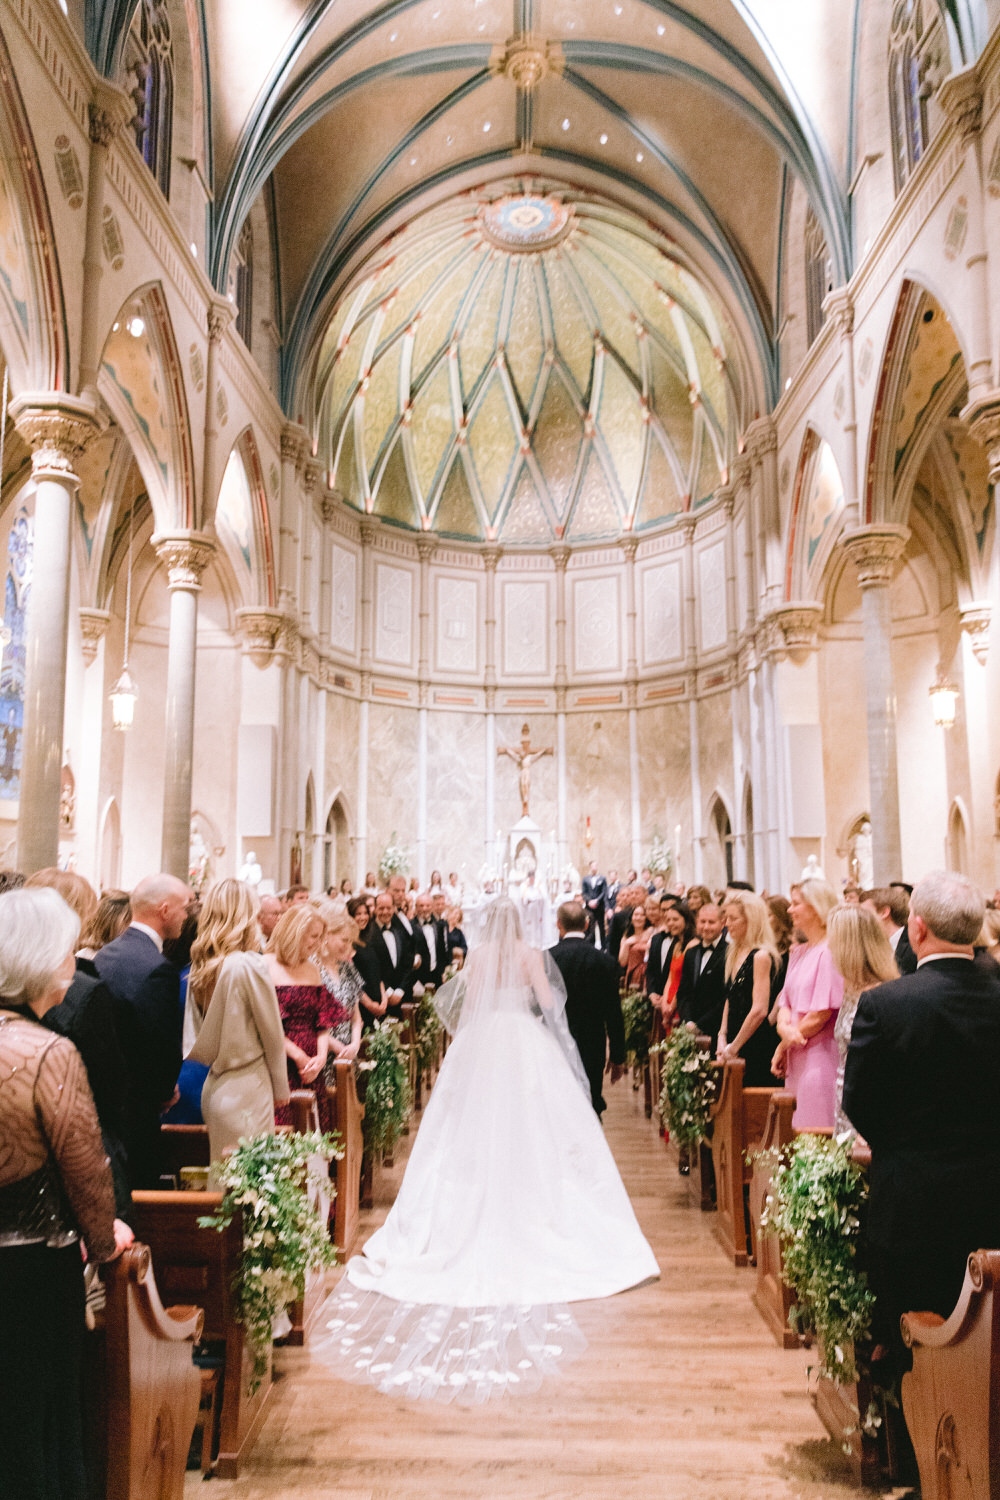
101,1244,205,1343
901,1249,1000,1349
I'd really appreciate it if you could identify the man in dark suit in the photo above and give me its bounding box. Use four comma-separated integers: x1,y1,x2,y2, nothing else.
387,874,420,1000
582,862,608,945
604,869,620,922
843,870,1000,1367
94,873,192,1189
413,891,446,989
369,890,410,1016
674,902,727,1041
549,901,626,1116
861,884,917,975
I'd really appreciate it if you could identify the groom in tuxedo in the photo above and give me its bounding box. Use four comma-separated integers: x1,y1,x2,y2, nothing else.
550,901,626,1116
582,861,608,945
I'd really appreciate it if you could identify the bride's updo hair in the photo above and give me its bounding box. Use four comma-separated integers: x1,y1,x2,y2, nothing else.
481,895,524,943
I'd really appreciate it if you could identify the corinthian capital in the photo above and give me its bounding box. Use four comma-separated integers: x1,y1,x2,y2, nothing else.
840,524,910,588
760,602,823,662
938,66,982,143
744,416,777,462
281,422,310,469
823,287,854,337
88,81,132,147
152,530,216,590
10,392,105,484
207,299,233,344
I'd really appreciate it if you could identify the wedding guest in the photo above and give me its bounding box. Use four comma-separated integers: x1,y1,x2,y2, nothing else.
772,879,843,1128
339,878,353,897
718,890,780,1085
826,903,897,1137
0,888,132,1499
163,904,208,1127
78,889,131,960
429,869,443,892
765,893,794,1020
861,885,914,972
842,883,861,904
24,868,97,933
264,906,329,1127
312,901,364,1069
642,898,671,1008
619,902,653,991
414,891,446,987
445,906,468,969
259,893,283,942
675,903,727,1040
979,907,1000,965
286,884,310,906
388,874,420,996
685,884,711,916
369,891,409,1014
186,879,289,1162
661,902,695,1021
362,870,378,895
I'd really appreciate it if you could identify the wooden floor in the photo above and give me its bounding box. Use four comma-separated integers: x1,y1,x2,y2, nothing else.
188,1082,902,1500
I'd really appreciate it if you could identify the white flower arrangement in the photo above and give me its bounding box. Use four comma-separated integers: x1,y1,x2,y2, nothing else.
378,832,412,883
646,831,672,876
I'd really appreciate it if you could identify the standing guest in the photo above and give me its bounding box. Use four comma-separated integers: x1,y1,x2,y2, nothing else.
162,904,208,1127
685,884,711,917
312,902,364,1068
825,904,898,1138
24,868,97,932
258,893,284,942
347,895,389,1028
94,873,193,1187
641,897,671,1008
414,891,445,988
388,874,420,997
718,890,780,1085
619,902,654,992
842,884,861,904
0,888,132,1500
369,890,409,1014
186,880,289,1163
624,868,638,886
264,906,330,1127
445,906,468,969
661,902,695,1022
550,901,626,1116
607,883,647,961
78,889,131,961
582,861,608,944
861,885,915,974
640,866,653,893
843,871,1000,1365
429,869,444,892
286,884,310,906
771,880,843,1128
604,868,621,919
362,870,379,896
675,903,728,1041
339,878,354,898
0,869,25,893
445,871,462,906
979,907,1000,965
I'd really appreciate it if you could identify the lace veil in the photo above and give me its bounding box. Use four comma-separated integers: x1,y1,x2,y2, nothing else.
433,896,589,1098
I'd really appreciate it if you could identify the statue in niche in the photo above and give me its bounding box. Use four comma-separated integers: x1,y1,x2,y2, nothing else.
189,819,210,892
850,820,874,890
800,854,827,883
59,758,75,831
239,850,263,888
497,723,553,820
289,837,303,888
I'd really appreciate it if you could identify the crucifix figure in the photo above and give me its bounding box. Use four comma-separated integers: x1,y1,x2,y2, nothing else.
498,723,553,820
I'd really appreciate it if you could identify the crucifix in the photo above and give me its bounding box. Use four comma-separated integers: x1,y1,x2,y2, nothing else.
497,722,553,820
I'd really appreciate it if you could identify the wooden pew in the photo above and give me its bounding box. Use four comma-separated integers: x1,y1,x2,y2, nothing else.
160,1123,209,1185
901,1248,1000,1500
327,1058,364,1260
87,1245,203,1500
749,1091,798,1348
286,1092,333,1346
400,1002,419,1130
709,1059,776,1266
130,1190,270,1480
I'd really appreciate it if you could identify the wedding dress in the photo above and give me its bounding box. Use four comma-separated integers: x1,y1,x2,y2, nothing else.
312,898,658,1403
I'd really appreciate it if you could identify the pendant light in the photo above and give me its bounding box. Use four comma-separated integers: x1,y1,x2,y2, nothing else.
110,499,138,730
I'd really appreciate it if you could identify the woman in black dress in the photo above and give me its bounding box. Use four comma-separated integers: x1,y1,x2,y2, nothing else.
718,889,780,1085
347,895,388,1029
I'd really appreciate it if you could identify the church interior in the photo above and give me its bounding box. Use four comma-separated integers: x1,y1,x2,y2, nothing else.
3,0,1000,1495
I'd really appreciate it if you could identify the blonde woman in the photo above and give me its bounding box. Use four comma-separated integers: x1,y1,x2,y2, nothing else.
312,900,364,1069
772,879,844,1128
186,879,289,1162
718,890,780,1084
263,905,329,1127
826,904,898,1137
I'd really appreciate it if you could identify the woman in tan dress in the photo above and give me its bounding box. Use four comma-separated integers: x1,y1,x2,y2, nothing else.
186,879,290,1163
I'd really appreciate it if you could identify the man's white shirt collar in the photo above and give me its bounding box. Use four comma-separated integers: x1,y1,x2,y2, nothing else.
917,950,974,967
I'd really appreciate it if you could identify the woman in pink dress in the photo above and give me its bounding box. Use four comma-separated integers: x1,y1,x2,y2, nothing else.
771,879,843,1128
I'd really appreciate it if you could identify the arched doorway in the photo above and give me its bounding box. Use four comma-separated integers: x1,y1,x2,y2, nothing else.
708,795,734,888
743,779,755,889
100,798,122,890
947,800,968,874
323,797,350,892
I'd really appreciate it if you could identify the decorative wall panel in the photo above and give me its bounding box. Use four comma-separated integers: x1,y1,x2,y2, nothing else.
502,579,550,676
640,560,683,665
572,574,621,674
435,575,478,674
374,561,413,666
698,541,727,652
735,517,748,629
330,543,357,654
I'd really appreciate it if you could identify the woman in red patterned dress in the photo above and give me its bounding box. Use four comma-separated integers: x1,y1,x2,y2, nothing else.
263,905,330,1129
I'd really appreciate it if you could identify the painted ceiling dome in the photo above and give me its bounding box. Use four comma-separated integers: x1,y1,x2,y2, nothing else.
313,186,737,546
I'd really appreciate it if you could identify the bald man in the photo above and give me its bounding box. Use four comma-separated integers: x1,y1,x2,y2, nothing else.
95,873,193,1188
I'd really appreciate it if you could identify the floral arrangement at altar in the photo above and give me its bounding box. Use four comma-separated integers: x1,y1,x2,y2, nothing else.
645,831,672,877
199,1130,340,1388
377,832,411,884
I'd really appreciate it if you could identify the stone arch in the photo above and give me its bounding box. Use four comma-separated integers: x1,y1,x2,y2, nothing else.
98,284,196,531
302,771,317,890
706,790,734,889
213,428,277,608
741,775,755,888
947,797,969,874
785,424,848,602
99,795,122,889
0,25,68,392
322,789,352,892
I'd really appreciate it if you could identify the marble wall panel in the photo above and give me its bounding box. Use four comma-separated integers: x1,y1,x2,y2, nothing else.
698,540,727,652
435,575,479,675
374,561,414,667
639,559,683,666
636,703,693,881
501,579,550,676
425,711,487,882
366,703,420,870
735,517,749,629
325,690,360,817
330,542,358,655
495,713,557,836
572,574,621,675
698,692,735,888
563,710,631,870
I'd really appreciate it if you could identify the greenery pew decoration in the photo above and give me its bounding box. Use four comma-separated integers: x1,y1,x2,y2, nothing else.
656,1026,718,1151
621,989,655,1069
200,1130,340,1388
415,989,443,1071
359,1017,412,1156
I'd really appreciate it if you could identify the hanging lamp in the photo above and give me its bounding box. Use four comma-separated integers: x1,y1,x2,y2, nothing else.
110,498,138,730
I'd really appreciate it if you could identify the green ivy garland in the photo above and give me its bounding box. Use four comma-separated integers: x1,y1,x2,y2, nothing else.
359,1018,412,1155
621,988,655,1067
199,1130,340,1389
758,1133,876,1384
415,989,443,1070
656,1026,718,1150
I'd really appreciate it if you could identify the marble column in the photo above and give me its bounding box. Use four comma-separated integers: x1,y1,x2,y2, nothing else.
747,418,781,611
619,536,642,868
938,71,993,399
11,395,103,871
841,524,910,884
681,515,697,670
688,695,703,882
483,547,500,869
152,532,215,879
356,519,376,884
824,290,860,520
551,546,570,872
77,84,132,393
78,609,111,883
416,535,436,884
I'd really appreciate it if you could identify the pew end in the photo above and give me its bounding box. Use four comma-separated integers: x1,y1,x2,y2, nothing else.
749,1092,799,1348
709,1059,777,1266
901,1248,1000,1500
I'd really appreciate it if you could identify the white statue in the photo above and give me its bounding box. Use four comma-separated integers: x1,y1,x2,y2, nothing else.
520,871,546,949
800,854,827,883
852,821,874,890
189,820,210,891
239,850,263,887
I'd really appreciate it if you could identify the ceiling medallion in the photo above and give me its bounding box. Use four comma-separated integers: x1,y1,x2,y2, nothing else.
480,194,574,253
499,35,557,90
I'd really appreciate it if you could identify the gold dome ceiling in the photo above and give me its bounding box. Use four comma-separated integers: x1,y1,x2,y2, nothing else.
313,189,736,546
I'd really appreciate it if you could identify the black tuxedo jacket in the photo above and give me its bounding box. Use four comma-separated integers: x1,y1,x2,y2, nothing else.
604,881,621,914
643,930,676,998
582,874,607,909
352,941,383,1026
369,922,411,1009
843,955,1000,1261
674,940,727,1039
893,925,918,974
414,918,447,987
94,926,181,1188
607,908,632,967
549,936,625,1115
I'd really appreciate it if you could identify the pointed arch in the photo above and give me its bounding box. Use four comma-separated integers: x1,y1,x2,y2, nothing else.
707,790,734,887
742,775,755,889
785,425,847,602
0,25,69,392
214,428,277,608
947,797,969,874
99,796,123,889
97,284,197,530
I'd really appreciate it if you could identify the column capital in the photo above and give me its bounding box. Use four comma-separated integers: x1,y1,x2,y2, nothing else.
206,298,234,345
549,543,571,572
823,287,854,337
301,459,321,498
744,415,778,462
938,65,983,143
959,390,1000,484
319,493,339,525
841,524,910,588
617,534,639,562
10,392,106,484
88,81,132,147
152,530,216,590
730,451,751,490
235,606,287,665
482,544,502,573
415,533,438,562
78,607,111,665
281,421,311,469
359,515,380,548
759,601,823,662
959,599,991,664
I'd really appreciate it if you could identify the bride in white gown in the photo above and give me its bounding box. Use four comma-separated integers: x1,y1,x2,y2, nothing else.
312,898,658,1403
